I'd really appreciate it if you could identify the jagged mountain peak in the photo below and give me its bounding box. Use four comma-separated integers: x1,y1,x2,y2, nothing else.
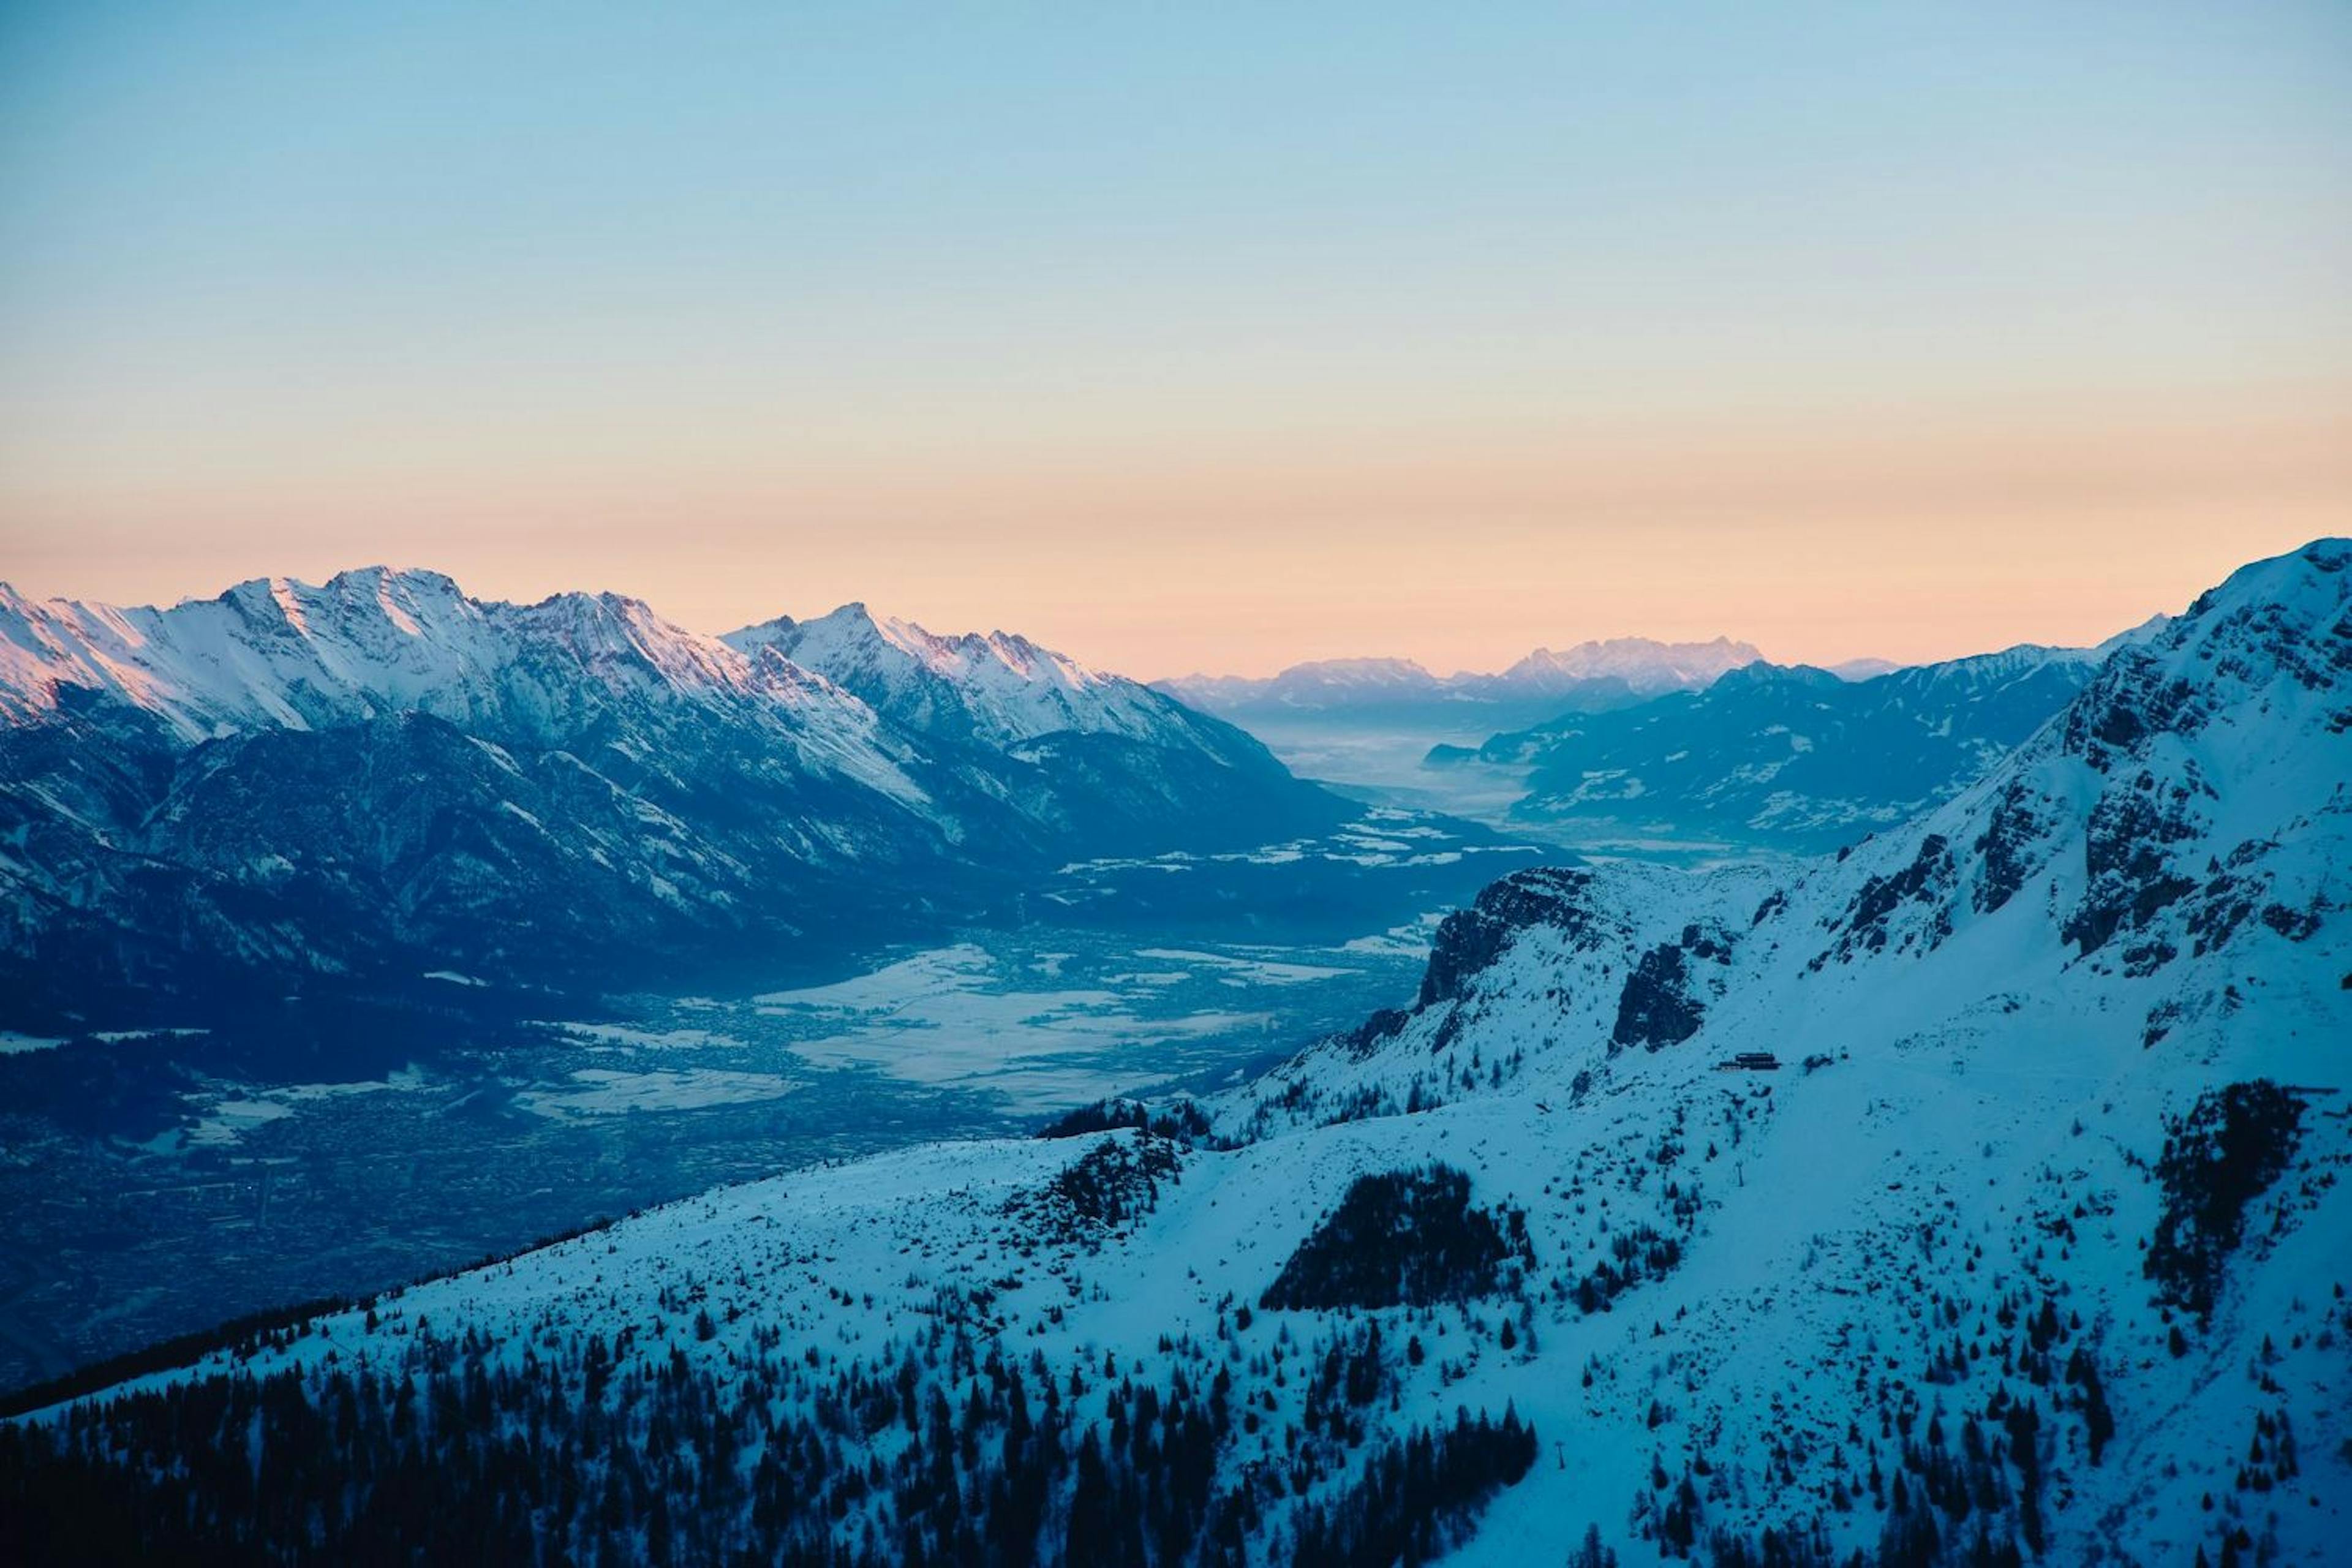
771,601,1110,684
1499,634,1767,694
1782,540,2351,977
2054,537,2348,766
205,565,471,633
0,568,820,743
510,584,765,698
2166,535,2350,674
725,601,1204,749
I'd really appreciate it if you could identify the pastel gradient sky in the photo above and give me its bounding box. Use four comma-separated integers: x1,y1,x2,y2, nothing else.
2,2,2347,677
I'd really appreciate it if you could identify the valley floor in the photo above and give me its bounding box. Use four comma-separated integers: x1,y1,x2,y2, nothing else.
0,919,1426,1396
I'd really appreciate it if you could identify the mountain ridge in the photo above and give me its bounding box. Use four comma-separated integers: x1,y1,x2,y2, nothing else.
0,568,1351,1019
725,600,1218,752
1156,635,1768,733
1446,617,2177,854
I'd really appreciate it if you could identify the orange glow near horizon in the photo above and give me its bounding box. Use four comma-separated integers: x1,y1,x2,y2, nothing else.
7,7,2347,679
4,388,2345,680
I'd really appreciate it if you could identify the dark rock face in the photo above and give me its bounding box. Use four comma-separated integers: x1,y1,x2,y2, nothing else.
2060,542,2348,774
1415,869,1596,1010
1340,1007,1414,1060
1611,942,1703,1050
2187,546,2352,696
2062,657,2202,774
2062,783,2201,962
1678,922,1732,962
1812,834,1955,970
1850,834,1953,944
2259,900,2323,942
1606,918,1735,1051
2185,872,2262,959
1972,782,2051,916
2180,834,2283,960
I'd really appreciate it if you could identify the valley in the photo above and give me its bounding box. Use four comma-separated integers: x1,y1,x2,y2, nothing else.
3,541,2346,1566
0,805,1515,1395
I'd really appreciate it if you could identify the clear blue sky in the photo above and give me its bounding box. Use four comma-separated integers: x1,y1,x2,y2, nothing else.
3,2,2346,673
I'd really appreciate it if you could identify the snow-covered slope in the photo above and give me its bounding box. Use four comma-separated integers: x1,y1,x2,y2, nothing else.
12,542,2344,1565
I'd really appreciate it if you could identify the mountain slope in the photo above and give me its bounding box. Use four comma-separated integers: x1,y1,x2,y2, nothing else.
9,542,2343,1565
0,570,1345,1018
725,602,1340,863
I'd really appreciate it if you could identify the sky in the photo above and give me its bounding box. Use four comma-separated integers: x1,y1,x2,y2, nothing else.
1,1,2346,678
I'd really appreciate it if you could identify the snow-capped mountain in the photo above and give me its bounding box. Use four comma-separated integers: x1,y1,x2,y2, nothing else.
1493,635,1765,697
0,568,939,811
1158,636,1763,734
0,570,1343,1017
1450,623,2173,854
14,543,2342,1565
726,603,1218,752
4,568,826,745
1161,656,1450,714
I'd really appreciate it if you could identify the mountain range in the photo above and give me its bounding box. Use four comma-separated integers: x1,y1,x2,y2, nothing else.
0,569,1345,1022
1158,636,1767,736
9,543,2343,1564
1433,621,2170,854
1162,625,2179,860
